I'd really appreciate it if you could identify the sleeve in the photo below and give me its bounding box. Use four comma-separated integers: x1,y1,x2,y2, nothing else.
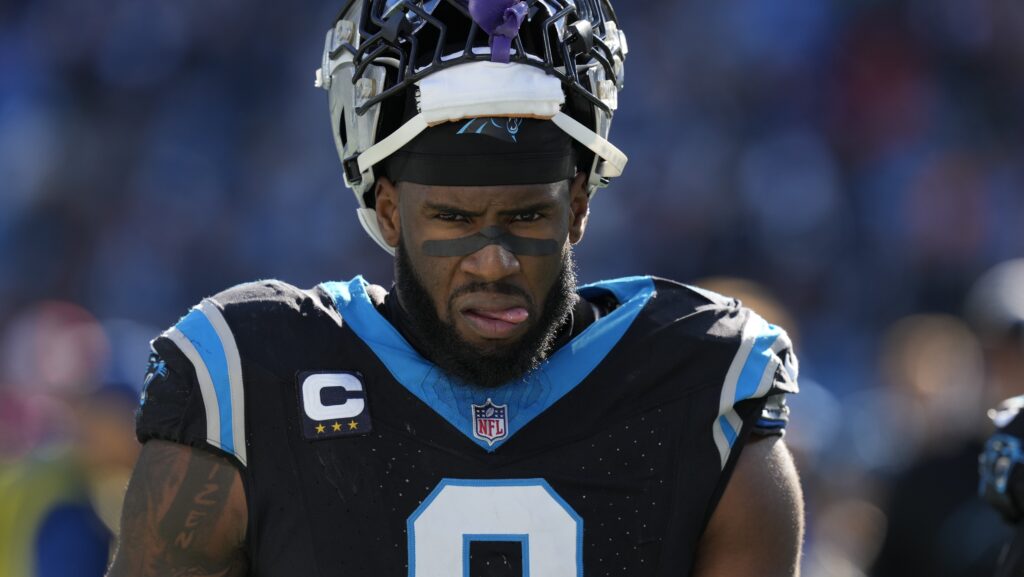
136,298,248,467
711,307,799,469
751,335,799,436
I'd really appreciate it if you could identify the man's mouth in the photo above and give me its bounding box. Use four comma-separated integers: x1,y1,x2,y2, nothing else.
461,306,530,339
457,295,531,339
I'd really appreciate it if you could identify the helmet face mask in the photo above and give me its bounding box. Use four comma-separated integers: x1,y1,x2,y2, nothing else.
317,0,628,253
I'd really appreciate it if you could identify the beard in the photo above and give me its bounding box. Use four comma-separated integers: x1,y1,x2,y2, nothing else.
394,239,578,389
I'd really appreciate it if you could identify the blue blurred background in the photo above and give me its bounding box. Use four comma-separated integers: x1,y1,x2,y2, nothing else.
1,0,1023,575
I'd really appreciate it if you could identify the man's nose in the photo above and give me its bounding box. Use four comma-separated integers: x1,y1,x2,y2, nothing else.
459,241,521,282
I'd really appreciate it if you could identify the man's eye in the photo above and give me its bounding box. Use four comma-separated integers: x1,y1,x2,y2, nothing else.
512,212,542,222
436,212,469,222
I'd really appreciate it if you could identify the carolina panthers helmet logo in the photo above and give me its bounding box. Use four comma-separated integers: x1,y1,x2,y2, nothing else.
456,117,523,143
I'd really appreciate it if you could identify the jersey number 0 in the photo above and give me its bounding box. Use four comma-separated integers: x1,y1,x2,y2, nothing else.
407,479,583,577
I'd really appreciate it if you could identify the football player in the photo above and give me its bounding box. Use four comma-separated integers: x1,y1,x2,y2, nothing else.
974,260,1024,576
107,0,804,575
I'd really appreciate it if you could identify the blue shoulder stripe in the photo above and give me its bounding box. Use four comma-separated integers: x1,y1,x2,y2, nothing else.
712,311,787,468
733,325,784,404
718,414,738,446
167,302,247,464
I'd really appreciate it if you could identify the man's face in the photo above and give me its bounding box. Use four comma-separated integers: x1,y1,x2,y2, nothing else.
375,175,590,386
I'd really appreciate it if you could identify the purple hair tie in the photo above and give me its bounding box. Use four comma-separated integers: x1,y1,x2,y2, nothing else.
468,0,528,63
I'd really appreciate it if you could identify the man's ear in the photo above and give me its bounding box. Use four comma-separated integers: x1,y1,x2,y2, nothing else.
568,172,590,245
374,177,401,248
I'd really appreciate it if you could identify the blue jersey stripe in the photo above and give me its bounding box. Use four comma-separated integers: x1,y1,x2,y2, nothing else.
718,414,738,447
176,308,234,456
733,327,781,403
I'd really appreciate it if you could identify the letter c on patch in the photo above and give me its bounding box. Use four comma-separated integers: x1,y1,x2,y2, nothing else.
302,373,365,421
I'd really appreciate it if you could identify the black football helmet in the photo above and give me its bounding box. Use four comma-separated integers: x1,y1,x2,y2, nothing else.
316,0,628,252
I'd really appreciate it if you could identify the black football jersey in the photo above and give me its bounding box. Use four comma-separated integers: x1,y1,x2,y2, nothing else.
137,275,799,577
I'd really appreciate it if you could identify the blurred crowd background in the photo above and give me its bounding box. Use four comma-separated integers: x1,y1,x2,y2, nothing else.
1,0,1023,575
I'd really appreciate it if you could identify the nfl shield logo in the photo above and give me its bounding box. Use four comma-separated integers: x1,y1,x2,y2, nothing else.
472,399,508,446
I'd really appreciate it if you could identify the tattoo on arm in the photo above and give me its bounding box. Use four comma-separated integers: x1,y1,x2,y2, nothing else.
107,441,248,577
160,457,233,552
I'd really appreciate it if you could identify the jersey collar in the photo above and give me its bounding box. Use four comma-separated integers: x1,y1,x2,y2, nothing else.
320,275,655,452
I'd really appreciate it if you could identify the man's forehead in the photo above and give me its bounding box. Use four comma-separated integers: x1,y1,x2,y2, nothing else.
401,181,567,209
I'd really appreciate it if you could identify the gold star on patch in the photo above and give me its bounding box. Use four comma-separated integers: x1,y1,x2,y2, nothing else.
315,423,326,434
348,420,358,430
332,422,342,432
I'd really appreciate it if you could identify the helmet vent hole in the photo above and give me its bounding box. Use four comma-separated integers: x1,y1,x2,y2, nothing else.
338,110,348,147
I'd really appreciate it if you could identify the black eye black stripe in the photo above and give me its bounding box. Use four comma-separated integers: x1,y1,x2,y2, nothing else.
422,225,559,256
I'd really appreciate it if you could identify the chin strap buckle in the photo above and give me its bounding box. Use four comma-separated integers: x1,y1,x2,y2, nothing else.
343,154,363,186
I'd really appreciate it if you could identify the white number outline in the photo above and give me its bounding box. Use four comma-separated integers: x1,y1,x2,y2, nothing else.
406,478,583,577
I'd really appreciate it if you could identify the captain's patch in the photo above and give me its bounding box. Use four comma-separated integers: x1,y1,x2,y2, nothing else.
297,371,372,440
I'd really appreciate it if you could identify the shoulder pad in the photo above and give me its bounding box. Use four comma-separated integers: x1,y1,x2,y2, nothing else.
159,296,249,466
147,279,333,467
208,280,343,347
208,279,319,317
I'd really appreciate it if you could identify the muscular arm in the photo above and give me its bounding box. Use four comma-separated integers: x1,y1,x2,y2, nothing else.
693,436,805,577
106,440,249,577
